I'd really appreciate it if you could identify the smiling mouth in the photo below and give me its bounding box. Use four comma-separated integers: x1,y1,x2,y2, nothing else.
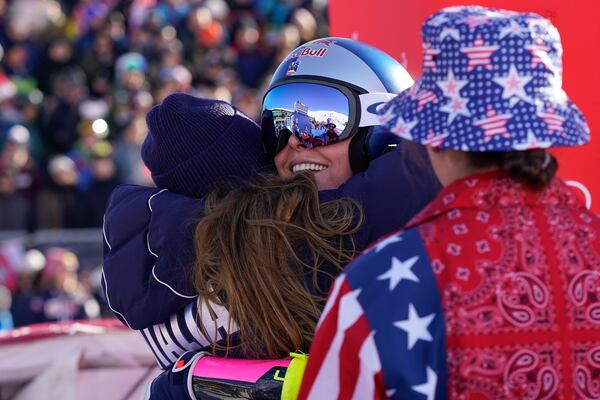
292,163,328,173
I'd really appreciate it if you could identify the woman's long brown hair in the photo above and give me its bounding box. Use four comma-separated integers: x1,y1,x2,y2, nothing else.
193,172,363,358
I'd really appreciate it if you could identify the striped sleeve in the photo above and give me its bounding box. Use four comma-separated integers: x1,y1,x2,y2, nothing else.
141,298,239,369
298,276,386,399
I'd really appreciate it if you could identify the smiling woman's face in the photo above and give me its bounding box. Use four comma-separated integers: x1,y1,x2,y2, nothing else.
274,134,352,190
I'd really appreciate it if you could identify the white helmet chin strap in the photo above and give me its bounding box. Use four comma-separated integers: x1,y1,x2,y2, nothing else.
358,92,398,127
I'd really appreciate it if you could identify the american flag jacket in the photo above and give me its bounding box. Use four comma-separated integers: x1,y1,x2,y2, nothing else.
299,171,600,399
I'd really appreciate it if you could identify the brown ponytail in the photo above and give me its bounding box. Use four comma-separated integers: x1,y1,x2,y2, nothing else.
193,172,363,358
467,149,558,190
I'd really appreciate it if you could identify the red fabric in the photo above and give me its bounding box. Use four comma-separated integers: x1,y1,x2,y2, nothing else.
298,280,382,399
406,172,600,399
338,316,378,400
297,280,348,399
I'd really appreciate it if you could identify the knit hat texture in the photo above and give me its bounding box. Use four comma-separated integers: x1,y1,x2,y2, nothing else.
142,93,270,197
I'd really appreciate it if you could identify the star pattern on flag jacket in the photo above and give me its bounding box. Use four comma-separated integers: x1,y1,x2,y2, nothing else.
300,171,600,399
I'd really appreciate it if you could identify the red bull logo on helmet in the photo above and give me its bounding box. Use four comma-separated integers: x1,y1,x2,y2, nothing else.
286,46,328,61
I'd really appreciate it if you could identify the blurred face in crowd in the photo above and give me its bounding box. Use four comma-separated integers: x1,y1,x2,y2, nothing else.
2,142,30,169
5,45,27,73
53,266,77,292
16,97,41,122
108,14,126,42
48,156,78,187
91,75,111,96
123,70,146,91
161,47,182,68
290,8,317,42
189,6,212,31
43,249,79,293
280,24,301,52
131,29,151,50
6,20,28,42
235,25,260,51
274,135,352,190
0,174,16,195
94,35,114,59
53,72,87,103
49,39,72,63
52,169,77,186
124,117,148,145
91,157,116,181
2,125,31,168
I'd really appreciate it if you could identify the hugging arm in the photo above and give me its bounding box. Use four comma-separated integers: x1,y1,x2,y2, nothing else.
102,185,204,329
321,141,441,248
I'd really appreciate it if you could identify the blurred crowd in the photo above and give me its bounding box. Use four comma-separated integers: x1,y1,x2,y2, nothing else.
0,0,329,231
0,242,106,330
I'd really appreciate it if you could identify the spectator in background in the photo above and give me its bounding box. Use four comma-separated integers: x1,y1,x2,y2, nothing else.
68,98,112,191
112,52,149,129
40,66,88,154
0,167,29,230
80,32,116,95
79,264,114,318
113,114,152,186
10,92,45,162
0,125,40,230
9,247,46,327
70,141,120,227
4,43,33,78
36,154,78,228
233,20,274,89
13,247,100,325
36,38,75,94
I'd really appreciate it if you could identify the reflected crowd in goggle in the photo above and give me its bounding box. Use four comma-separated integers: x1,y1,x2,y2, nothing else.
263,83,350,148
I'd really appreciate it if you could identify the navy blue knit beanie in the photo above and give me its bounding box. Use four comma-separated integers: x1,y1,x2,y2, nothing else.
142,93,270,198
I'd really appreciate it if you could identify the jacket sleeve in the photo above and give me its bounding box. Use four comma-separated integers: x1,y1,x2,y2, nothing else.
301,227,448,400
139,298,238,369
320,141,441,248
298,275,387,400
102,185,204,329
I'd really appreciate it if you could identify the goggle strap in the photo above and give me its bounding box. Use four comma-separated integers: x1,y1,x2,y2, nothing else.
357,93,397,127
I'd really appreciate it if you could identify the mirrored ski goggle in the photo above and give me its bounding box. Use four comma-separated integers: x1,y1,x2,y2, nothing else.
261,81,396,154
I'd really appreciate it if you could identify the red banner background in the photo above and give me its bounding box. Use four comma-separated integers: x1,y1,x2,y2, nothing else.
329,0,600,211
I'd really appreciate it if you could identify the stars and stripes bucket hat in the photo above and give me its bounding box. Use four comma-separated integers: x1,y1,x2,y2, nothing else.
378,6,590,152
